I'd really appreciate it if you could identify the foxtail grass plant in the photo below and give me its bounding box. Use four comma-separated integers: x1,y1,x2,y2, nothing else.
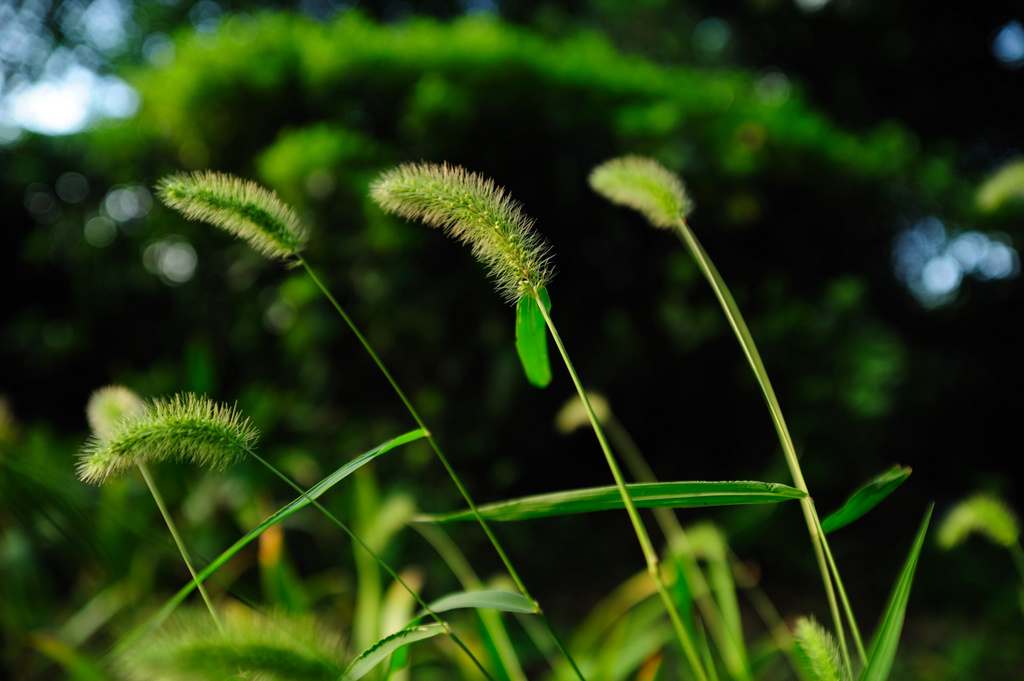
939,493,1024,617
590,155,859,672
79,388,494,679
156,170,572,680
590,155,932,681
370,162,710,681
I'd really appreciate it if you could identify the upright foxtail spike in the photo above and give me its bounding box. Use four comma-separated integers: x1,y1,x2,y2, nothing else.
369,162,553,304
156,171,308,261
589,155,693,229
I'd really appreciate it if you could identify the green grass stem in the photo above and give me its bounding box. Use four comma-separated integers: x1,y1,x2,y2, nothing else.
136,462,222,631
241,445,494,681
297,255,584,681
671,220,864,672
537,300,709,681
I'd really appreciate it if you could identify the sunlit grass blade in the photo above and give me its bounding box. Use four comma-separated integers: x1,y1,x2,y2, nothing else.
110,430,427,658
821,466,912,534
859,505,933,681
341,623,448,681
515,287,552,387
116,605,344,681
415,481,806,523
418,590,535,618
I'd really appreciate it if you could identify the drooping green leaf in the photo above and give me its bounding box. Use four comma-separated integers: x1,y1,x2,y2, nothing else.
341,623,448,681
415,481,806,523
110,429,427,658
859,505,933,681
419,590,536,618
515,287,552,388
822,466,912,534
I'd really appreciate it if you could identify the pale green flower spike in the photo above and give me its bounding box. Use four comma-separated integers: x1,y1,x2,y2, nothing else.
588,155,693,229
86,385,147,439
369,162,552,304
938,493,1020,549
156,171,308,261
78,393,258,484
794,617,847,681
116,603,345,681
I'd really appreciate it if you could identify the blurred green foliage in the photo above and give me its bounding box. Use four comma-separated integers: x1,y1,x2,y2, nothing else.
3,7,1023,680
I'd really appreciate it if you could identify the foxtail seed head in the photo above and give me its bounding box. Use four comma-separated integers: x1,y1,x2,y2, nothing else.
793,617,846,681
78,393,258,484
156,171,307,261
369,162,552,304
938,493,1020,549
87,385,147,439
589,155,693,229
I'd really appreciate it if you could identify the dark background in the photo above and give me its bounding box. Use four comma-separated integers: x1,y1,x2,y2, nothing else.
2,0,1023,678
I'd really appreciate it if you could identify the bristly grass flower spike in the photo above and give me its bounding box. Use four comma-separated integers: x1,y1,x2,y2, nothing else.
372,161,709,681
370,162,553,304
156,171,308,262
158,170,560,680
80,388,258,628
590,155,864,674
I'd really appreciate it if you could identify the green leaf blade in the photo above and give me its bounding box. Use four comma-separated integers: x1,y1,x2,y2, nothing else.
416,480,806,523
419,590,535,618
859,505,933,681
341,623,447,681
111,429,428,659
515,288,552,388
821,466,911,534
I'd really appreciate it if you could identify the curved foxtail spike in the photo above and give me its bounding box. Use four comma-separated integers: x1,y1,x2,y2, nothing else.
86,385,147,439
369,162,553,304
938,493,1021,549
156,171,308,261
589,155,693,229
116,604,345,681
78,393,258,484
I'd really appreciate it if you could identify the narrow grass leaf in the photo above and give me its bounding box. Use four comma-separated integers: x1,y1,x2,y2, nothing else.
415,481,806,523
821,466,912,534
859,505,933,681
515,287,552,388
793,617,845,681
110,430,427,658
341,623,448,681
418,590,536,618
937,493,1020,549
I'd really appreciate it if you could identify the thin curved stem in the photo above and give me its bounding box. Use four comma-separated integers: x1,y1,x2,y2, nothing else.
137,462,222,631
538,300,709,681
672,220,864,672
298,256,584,681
